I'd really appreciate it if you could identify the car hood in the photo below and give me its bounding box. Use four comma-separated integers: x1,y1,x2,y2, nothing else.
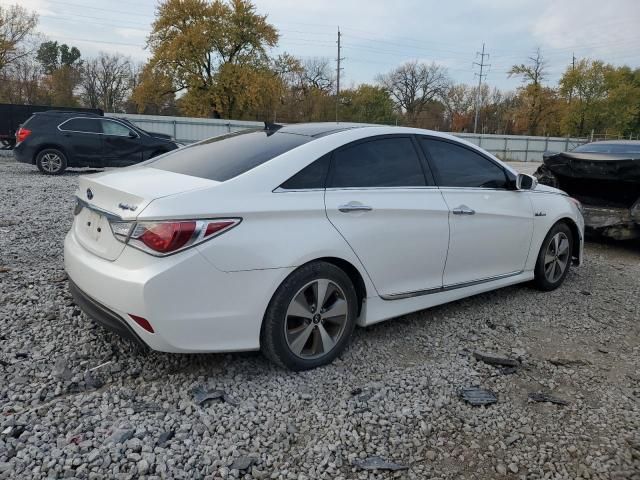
534,183,566,195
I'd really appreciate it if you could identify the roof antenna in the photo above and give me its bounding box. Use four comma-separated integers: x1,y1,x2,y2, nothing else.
264,122,283,131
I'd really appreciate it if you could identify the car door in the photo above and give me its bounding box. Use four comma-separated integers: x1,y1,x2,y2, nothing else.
418,137,534,287
57,117,103,167
100,119,143,166
325,135,450,297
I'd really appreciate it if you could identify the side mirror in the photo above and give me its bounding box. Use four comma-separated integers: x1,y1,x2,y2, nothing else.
516,173,538,190
128,131,137,139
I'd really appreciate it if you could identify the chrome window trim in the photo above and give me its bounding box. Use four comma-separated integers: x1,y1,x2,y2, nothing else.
273,186,442,193
58,117,138,138
381,270,524,300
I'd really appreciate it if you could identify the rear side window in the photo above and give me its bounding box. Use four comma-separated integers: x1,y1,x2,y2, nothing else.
419,138,508,188
59,118,101,133
102,119,133,136
150,130,310,182
329,137,426,188
280,155,330,190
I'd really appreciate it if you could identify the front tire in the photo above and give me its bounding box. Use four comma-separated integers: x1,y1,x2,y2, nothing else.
261,262,358,371
36,148,67,175
533,222,573,291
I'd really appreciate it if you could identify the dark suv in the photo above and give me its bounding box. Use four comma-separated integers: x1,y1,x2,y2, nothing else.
13,111,180,175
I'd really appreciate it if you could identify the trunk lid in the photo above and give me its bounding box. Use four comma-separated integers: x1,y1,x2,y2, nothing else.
74,167,218,260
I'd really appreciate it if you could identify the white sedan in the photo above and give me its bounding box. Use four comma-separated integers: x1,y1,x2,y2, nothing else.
64,124,584,370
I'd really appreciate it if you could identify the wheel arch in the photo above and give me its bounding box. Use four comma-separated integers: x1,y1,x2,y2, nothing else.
556,217,582,264
34,144,68,164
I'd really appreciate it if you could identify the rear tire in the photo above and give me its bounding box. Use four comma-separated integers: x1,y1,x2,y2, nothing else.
36,148,67,175
261,261,358,371
533,222,573,291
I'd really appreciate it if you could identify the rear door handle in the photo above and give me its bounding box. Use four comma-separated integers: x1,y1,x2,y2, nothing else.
338,202,373,213
452,205,475,215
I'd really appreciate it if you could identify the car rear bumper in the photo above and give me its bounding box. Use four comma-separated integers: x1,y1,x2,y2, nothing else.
13,143,34,164
583,204,640,240
64,230,292,353
69,280,148,349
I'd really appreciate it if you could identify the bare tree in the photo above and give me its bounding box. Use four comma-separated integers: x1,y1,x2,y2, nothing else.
377,61,450,125
0,5,38,72
80,53,132,112
508,48,549,134
508,47,546,86
300,57,334,93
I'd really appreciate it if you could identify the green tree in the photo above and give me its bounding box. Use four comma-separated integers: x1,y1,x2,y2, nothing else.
508,48,554,135
141,0,279,118
36,41,82,107
0,4,38,72
340,85,396,124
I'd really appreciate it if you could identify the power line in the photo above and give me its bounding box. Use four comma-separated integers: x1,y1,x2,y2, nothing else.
473,43,490,134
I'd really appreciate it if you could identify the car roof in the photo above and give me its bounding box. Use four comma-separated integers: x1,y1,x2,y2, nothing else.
585,140,640,145
34,111,102,118
276,122,381,138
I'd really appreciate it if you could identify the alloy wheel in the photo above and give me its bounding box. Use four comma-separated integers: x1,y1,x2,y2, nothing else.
40,152,63,173
284,279,349,359
544,232,570,283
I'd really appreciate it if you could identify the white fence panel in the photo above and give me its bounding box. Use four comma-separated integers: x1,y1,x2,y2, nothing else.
107,113,587,161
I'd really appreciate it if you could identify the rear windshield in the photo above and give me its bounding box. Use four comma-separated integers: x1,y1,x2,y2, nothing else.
573,143,640,154
149,129,311,181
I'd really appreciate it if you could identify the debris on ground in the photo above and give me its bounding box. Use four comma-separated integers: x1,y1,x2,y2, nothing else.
352,456,409,471
193,386,239,406
548,357,591,367
528,392,569,406
83,370,104,389
157,430,175,446
473,351,520,368
459,387,498,406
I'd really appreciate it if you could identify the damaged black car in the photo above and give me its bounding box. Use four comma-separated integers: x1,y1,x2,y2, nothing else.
535,140,640,240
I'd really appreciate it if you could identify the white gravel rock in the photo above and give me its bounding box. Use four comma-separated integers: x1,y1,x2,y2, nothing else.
0,157,639,479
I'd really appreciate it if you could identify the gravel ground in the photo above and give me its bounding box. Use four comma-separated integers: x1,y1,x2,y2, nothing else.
1,155,639,480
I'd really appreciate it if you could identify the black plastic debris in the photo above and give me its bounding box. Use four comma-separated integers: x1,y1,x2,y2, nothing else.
14,352,28,359
193,386,238,406
84,370,104,389
499,366,518,375
230,455,257,471
157,430,175,446
473,352,520,368
352,456,408,471
528,392,569,406
460,387,498,406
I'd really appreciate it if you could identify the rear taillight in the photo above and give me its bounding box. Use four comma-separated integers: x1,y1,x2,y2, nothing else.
16,127,31,143
109,218,240,256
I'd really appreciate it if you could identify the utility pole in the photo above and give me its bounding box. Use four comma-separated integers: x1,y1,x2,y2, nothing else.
336,27,344,123
569,53,576,104
473,43,490,134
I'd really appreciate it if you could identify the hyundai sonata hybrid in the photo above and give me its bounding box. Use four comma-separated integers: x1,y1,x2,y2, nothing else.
65,123,584,370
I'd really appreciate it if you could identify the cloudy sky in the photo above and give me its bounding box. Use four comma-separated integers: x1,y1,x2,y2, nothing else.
18,0,640,91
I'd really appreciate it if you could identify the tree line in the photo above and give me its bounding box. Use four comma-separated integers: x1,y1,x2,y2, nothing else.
1,1,639,138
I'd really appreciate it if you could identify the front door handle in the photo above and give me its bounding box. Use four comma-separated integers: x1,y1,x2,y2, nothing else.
338,202,373,213
452,205,475,215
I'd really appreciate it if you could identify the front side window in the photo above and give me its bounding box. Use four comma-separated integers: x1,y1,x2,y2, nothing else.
102,120,133,137
59,118,101,134
329,137,426,188
150,130,311,182
419,138,508,189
